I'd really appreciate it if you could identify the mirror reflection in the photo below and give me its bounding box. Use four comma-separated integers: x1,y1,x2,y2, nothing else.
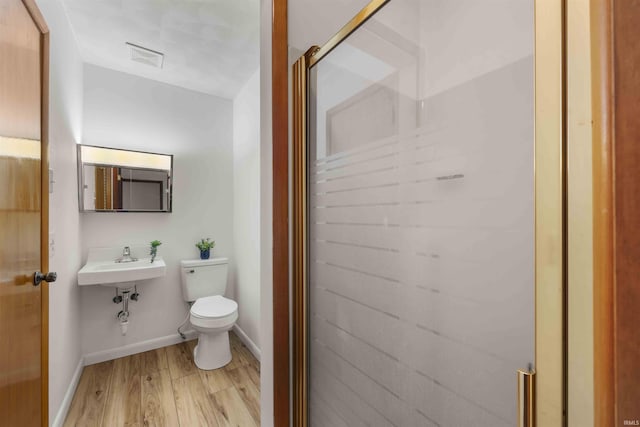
78,145,172,212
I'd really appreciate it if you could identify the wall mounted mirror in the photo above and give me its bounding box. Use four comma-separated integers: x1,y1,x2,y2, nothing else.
77,145,173,212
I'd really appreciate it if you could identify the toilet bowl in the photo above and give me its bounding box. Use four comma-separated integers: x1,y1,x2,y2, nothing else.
189,295,238,370
180,258,237,370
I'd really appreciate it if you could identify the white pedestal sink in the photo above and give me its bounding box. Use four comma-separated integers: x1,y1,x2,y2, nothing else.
78,246,166,287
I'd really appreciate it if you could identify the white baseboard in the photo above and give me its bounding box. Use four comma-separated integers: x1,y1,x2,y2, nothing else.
83,330,197,366
51,356,84,427
233,324,261,362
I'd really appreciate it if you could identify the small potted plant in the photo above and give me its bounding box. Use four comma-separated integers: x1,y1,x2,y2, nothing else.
195,238,215,260
149,240,162,263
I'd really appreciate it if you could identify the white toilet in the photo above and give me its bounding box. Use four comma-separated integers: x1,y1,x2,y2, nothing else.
180,257,238,370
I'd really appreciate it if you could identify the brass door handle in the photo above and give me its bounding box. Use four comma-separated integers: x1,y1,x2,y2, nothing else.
518,369,536,427
33,271,57,286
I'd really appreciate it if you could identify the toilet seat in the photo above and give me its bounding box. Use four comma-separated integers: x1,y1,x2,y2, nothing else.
190,295,238,329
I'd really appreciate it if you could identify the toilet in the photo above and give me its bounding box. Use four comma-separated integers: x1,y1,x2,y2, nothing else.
180,257,238,370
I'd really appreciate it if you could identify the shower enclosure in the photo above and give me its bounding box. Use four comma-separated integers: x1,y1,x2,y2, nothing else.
292,0,565,426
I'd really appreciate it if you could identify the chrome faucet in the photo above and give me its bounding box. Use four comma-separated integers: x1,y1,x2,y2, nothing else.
116,246,138,263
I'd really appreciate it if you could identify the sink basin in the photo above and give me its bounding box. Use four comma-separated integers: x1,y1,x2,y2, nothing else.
78,246,166,287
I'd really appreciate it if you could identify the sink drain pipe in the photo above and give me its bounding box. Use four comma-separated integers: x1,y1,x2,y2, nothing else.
114,286,140,335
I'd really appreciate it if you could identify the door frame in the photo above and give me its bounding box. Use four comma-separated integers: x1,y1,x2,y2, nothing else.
534,0,566,425
590,1,614,423
590,0,640,424
287,0,567,425
19,1,50,425
271,0,289,425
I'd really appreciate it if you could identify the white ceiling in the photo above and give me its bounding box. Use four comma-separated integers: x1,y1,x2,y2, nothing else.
62,0,260,99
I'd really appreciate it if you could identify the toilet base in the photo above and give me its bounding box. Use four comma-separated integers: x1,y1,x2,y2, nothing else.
193,330,232,370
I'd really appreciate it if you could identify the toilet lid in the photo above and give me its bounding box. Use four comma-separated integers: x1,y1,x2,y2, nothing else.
191,295,237,319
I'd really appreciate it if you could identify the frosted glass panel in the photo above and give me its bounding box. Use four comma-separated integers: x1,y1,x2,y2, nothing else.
308,0,534,426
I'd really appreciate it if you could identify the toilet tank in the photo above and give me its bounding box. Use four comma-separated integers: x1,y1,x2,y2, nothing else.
180,258,229,302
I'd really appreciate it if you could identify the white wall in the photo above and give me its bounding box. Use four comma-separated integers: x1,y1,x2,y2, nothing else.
79,64,235,357
35,0,85,424
233,69,261,352
259,0,274,424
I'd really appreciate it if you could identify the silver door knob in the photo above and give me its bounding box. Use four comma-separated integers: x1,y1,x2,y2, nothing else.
33,271,57,286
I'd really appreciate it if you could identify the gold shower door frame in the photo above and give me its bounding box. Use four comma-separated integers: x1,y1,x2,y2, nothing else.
292,0,567,425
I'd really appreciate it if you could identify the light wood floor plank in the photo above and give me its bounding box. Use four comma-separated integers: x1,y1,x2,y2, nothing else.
166,341,197,380
210,387,258,427
245,362,260,389
199,366,234,395
229,334,259,373
63,361,114,427
225,341,246,371
229,332,241,349
102,354,142,427
64,333,260,427
237,344,260,381
141,347,168,376
141,369,179,427
173,373,220,427
226,366,261,424
186,338,197,353
243,349,260,373
229,335,250,364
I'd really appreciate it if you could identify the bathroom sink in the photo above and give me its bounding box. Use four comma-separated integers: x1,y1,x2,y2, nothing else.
78,257,166,286
78,246,166,286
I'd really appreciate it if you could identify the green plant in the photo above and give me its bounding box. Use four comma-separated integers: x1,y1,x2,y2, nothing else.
195,238,215,252
149,240,162,263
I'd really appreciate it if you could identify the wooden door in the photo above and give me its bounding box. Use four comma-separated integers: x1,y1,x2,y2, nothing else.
0,0,50,425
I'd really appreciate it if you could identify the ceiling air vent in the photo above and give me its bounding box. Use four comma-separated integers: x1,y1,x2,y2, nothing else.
126,42,164,68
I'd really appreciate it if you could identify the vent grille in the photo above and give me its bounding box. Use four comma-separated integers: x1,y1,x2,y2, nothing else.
126,42,164,68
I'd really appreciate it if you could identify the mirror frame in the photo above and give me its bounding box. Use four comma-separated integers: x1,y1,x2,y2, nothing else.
77,144,173,213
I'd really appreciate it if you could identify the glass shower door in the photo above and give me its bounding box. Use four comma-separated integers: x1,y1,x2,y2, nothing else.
305,0,535,426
